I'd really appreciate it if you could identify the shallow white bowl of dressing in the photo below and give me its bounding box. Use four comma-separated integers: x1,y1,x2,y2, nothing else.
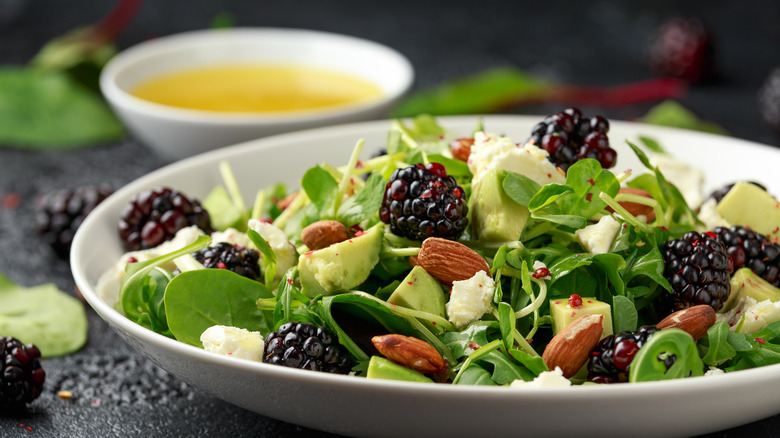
100,28,414,160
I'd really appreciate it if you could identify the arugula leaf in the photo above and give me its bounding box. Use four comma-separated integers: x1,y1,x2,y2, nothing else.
629,328,703,383
701,322,737,366
0,272,88,357
248,229,277,289
455,365,498,386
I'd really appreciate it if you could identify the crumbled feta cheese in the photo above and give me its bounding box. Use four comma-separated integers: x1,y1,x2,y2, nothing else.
704,366,725,377
200,325,265,361
716,296,780,334
532,260,551,280
446,270,495,330
467,132,565,188
575,215,621,254
698,198,730,230
96,225,206,305
212,227,253,248
248,219,297,276
649,154,705,210
510,367,571,388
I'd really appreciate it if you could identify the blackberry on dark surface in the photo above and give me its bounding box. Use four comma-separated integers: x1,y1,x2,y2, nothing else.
648,16,714,84
118,187,213,251
758,67,780,132
713,225,780,287
707,181,767,204
527,107,617,172
192,242,261,281
379,163,468,241
661,231,732,312
1,337,45,408
35,183,114,258
263,322,353,374
587,326,668,383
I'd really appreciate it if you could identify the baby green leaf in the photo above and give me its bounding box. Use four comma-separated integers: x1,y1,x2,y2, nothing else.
502,172,541,207
612,295,638,333
0,68,124,148
0,272,87,357
337,172,386,225
165,269,274,347
301,165,339,214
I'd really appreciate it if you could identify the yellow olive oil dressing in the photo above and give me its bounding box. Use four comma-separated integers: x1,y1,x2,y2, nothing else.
130,64,383,113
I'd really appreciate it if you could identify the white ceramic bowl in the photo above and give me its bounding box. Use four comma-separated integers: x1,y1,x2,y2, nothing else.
72,116,780,438
100,28,414,160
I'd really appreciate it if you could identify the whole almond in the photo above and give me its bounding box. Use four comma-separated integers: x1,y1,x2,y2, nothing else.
372,334,446,374
608,187,656,221
417,237,490,285
656,305,716,341
450,138,474,162
276,192,299,210
301,220,349,250
542,314,603,378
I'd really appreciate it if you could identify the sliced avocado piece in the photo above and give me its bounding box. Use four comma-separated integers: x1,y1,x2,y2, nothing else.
203,185,245,231
387,266,447,318
366,356,433,383
298,223,383,297
717,182,780,241
550,297,613,340
469,168,530,241
722,268,780,311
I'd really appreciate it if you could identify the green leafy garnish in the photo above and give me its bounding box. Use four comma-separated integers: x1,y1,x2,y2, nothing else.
639,100,728,135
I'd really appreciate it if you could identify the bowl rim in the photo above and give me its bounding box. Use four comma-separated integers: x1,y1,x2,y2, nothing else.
99,27,415,125
71,114,780,399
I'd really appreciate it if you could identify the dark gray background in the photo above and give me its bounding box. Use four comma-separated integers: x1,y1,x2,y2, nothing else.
1,0,779,436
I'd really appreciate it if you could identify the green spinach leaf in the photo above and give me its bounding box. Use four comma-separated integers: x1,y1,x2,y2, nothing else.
0,272,87,357
165,269,274,347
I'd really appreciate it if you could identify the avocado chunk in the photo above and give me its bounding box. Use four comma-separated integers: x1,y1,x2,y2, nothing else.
387,266,447,317
550,297,613,340
298,223,383,297
469,168,530,241
717,182,780,241
722,268,780,311
366,356,433,383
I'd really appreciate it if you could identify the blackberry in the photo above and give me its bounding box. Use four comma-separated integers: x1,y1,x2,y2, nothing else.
648,17,714,84
661,231,732,312
35,183,114,258
527,107,617,172
379,163,468,241
118,187,213,251
1,337,45,408
263,322,353,374
193,242,261,281
712,226,780,287
587,326,668,383
758,67,780,132
707,181,767,204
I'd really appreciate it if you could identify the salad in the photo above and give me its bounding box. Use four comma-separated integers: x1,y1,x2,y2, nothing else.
99,110,780,387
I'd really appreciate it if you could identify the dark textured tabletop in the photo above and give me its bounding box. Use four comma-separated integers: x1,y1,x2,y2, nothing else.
1,1,780,436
